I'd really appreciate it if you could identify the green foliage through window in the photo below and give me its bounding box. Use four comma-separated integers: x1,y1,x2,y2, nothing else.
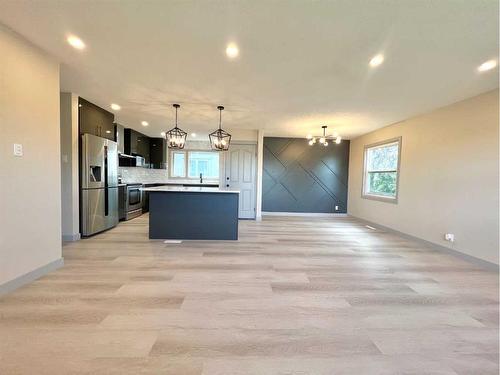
364,140,400,198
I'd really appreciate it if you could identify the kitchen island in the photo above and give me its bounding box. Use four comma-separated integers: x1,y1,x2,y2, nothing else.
142,186,239,240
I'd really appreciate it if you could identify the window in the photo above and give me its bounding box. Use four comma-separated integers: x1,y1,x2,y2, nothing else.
188,151,219,179
362,137,401,202
169,150,219,179
171,151,186,177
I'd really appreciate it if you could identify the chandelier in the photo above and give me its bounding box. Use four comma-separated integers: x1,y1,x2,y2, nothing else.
164,104,187,149
209,106,231,151
307,125,341,146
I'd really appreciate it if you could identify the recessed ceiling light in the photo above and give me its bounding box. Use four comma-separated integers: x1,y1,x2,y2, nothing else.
141,121,149,126
477,59,497,72
369,54,384,67
226,43,239,59
67,35,85,50
191,133,196,137
110,103,121,110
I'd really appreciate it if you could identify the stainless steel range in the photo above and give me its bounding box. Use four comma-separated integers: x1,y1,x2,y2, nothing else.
123,183,144,220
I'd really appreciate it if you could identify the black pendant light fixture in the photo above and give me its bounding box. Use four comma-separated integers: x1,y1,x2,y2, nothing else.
209,105,231,151
164,104,187,149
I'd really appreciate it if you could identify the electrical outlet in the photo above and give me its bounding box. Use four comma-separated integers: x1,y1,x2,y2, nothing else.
444,233,455,242
13,143,23,157
335,205,339,211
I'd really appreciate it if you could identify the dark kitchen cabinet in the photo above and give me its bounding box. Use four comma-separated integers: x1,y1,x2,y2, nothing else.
124,128,150,164
78,97,115,141
124,128,138,154
149,137,167,169
137,134,150,164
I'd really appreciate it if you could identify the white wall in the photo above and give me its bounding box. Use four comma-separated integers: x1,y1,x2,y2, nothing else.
348,90,499,265
60,93,80,241
0,25,62,287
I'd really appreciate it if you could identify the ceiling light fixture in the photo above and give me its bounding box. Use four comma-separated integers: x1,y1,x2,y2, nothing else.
164,104,187,149
67,35,85,50
369,54,384,67
307,125,341,147
477,59,497,72
110,103,121,110
160,132,166,137
191,133,197,137
226,43,239,59
210,106,231,151
141,121,149,126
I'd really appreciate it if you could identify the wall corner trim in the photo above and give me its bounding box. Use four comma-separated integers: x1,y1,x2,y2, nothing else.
349,215,499,272
62,233,81,242
0,258,64,297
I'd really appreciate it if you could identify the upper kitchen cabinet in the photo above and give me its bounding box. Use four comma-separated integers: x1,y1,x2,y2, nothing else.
124,128,150,163
149,137,167,169
114,123,125,154
78,97,115,141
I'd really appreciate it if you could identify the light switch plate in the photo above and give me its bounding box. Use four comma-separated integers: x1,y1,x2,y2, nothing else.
13,143,23,156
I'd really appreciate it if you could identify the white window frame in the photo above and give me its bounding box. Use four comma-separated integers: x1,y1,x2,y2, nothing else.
168,149,220,180
169,150,187,178
361,137,402,203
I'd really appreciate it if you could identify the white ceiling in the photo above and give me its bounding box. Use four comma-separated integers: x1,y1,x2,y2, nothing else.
0,0,498,139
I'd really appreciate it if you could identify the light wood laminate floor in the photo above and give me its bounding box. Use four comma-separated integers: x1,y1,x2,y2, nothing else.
0,215,498,374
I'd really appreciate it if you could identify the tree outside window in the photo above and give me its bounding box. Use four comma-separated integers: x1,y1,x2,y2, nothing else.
362,137,401,202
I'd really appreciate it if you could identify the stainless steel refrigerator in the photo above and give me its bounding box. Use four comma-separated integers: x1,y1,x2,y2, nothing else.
80,133,119,236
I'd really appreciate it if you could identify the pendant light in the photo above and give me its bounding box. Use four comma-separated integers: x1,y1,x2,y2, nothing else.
209,105,231,151
164,104,187,149
307,125,341,146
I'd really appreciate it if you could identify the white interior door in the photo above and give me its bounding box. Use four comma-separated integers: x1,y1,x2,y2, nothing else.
224,143,257,219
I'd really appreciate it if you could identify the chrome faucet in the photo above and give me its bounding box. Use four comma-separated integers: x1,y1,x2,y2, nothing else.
200,173,203,184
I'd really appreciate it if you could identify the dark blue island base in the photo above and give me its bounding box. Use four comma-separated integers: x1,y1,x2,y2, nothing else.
147,189,239,240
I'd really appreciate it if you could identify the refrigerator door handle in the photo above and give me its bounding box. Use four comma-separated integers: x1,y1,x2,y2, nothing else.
104,145,109,216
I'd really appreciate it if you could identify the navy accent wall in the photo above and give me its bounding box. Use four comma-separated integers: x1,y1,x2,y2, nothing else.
263,137,350,213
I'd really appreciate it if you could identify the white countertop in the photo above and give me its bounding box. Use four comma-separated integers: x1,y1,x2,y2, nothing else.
141,186,239,194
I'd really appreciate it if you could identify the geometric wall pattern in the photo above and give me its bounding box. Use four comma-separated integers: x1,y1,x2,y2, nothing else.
263,137,350,213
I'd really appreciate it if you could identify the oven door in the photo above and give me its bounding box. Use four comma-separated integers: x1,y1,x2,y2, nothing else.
126,185,143,211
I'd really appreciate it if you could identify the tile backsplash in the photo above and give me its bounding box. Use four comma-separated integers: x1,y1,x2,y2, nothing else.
119,167,219,185
119,167,170,184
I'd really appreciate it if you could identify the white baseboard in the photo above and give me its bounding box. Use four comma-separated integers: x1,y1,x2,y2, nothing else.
62,233,80,242
0,258,64,296
262,211,348,217
350,215,499,272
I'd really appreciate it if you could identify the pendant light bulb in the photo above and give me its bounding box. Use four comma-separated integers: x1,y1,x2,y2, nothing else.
335,136,342,144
